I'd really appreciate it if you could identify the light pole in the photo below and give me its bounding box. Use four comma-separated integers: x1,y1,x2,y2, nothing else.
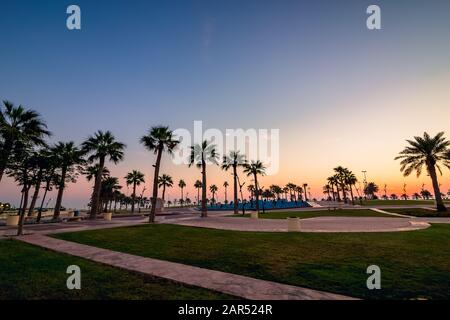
362,171,367,200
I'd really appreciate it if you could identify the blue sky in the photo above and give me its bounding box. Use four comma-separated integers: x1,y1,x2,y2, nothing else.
1,0,450,207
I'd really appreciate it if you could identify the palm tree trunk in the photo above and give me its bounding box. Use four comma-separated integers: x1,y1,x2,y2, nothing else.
0,139,13,183
341,184,348,203
53,167,67,219
181,187,183,207
428,163,447,212
149,146,163,223
37,183,49,223
201,160,207,217
197,188,200,207
89,157,105,219
131,182,136,213
18,184,31,236
254,173,260,214
162,185,166,201
28,173,43,216
349,184,355,205
233,166,238,214
336,184,341,201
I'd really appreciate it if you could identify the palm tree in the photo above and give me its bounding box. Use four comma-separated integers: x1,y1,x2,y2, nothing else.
189,140,219,217
282,186,289,200
327,176,338,201
302,183,308,201
158,174,173,201
82,131,125,219
343,169,357,204
395,132,450,211
27,148,51,216
243,160,266,214
6,145,36,235
269,184,283,200
334,166,349,203
100,177,122,212
285,183,296,201
36,150,58,223
247,185,255,200
140,126,179,223
221,151,246,214
178,179,186,206
223,181,229,203
0,101,51,182
52,142,85,219
364,182,379,199
125,170,145,213
323,185,332,200
194,180,202,206
209,184,218,203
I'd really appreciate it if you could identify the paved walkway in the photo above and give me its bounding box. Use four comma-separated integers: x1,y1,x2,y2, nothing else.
17,234,355,300
369,208,413,218
168,216,432,232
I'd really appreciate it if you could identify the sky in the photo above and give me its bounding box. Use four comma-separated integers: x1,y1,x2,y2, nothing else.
1,0,450,208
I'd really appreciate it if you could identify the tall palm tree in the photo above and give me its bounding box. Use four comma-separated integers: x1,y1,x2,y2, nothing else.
100,176,122,212
247,184,255,200
269,184,282,200
223,181,229,203
285,183,297,201
243,160,266,214
209,184,218,203
37,150,58,223
27,148,51,216
7,145,36,235
343,169,357,204
82,131,125,219
282,186,289,200
221,151,246,214
178,179,186,206
334,166,349,203
140,126,179,223
125,170,145,213
302,183,308,201
327,176,337,201
194,180,202,206
158,174,173,201
189,140,218,217
364,182,379,199
395,132,450,211
323,184,332,200
0,100,51,182
52,142,85,219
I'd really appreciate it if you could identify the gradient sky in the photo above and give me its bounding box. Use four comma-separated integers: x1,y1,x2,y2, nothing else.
1,0,450,208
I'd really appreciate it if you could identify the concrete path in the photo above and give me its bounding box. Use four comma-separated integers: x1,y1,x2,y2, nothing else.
17,234,355,300
369,208,413,218
167,216,431,232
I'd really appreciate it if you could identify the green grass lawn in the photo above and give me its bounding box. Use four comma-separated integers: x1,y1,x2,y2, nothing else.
360,199,450,206
386,208,450,217
230,209,396,219
55,224,450,300
0,239,233,300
